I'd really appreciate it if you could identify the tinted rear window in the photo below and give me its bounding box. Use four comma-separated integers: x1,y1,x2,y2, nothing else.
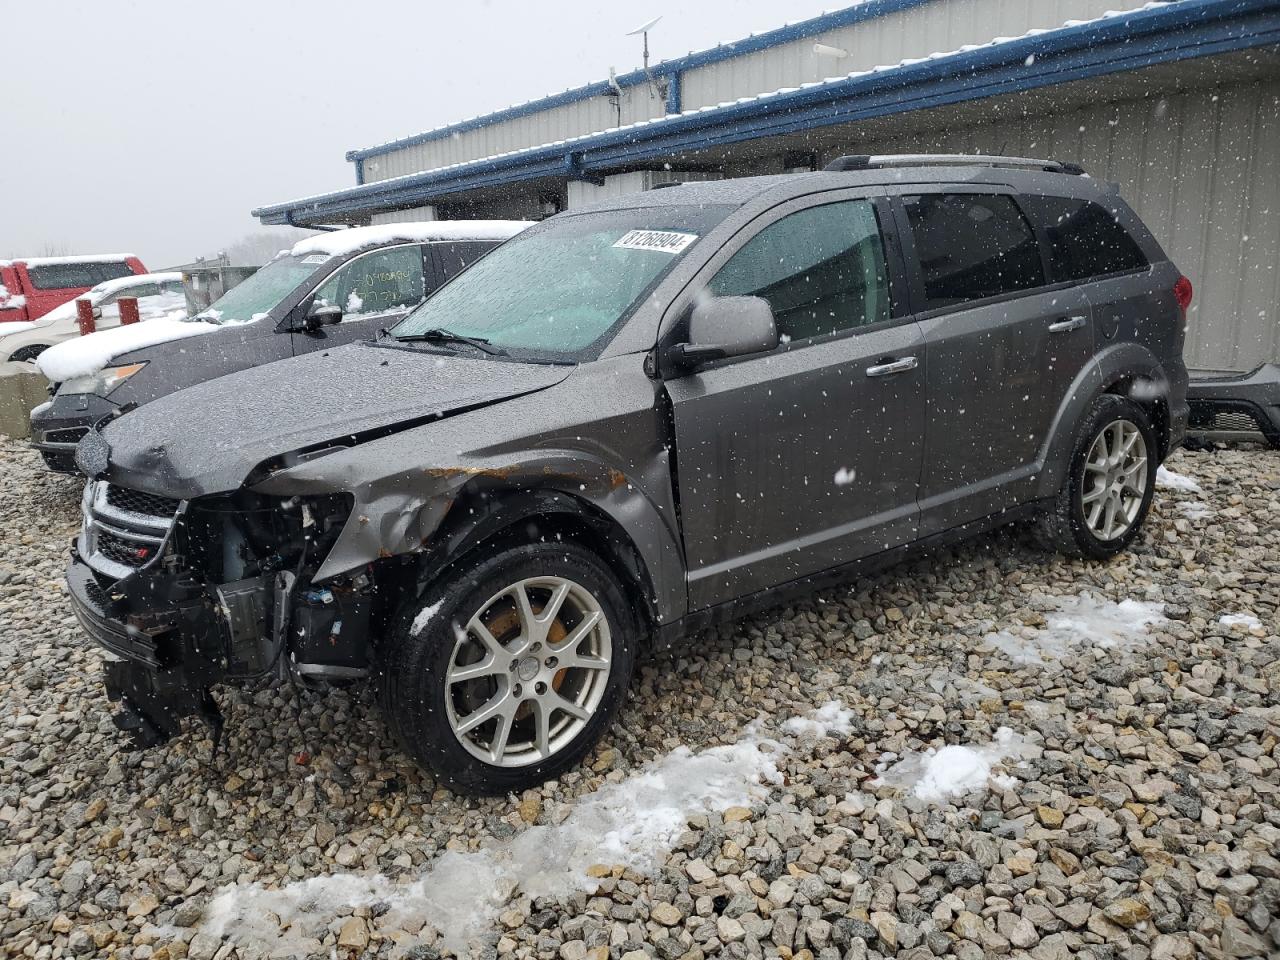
1020,195,1149,282
903,194,1044,309
28,261,134,289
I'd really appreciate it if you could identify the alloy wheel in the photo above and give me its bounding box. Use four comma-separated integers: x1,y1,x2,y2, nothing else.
1080,418,1149,541
443,576,612,767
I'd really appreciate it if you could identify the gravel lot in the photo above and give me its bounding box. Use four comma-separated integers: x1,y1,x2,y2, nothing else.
0,436,1276,960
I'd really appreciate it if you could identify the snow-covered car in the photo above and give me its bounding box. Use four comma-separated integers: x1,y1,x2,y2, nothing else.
1,272,186,364
29,222,529,471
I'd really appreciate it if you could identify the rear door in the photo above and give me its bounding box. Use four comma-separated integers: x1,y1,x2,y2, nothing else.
897,190,1092,535
666,194,924,610
294,243,430,350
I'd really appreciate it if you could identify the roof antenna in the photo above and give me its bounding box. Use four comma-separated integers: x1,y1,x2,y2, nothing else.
627,16,667,100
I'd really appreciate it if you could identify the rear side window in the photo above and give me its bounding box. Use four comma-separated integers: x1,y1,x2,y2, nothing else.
1020,195,1148,282
708,199,891,342
431,241,498,287
903,194,1044,309
27,261,133,289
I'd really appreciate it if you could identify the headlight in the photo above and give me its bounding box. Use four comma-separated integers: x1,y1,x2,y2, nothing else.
60,362,147,397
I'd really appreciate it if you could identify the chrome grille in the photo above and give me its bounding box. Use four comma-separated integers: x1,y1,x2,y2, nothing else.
105,485,181,518
79,481,181,579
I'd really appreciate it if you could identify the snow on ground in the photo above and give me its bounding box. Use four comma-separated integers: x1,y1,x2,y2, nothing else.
1177,501,1214,520
35,318,216,381
203,725,785,955
287,221,530,261
983,593,1166,666
1156,465,1203,493
870,727,1033,803
781,700,856,737
1219,613,1265,632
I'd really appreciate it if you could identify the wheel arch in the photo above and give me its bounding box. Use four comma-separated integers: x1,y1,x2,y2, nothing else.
402,481,670,642
1035,343,1174,499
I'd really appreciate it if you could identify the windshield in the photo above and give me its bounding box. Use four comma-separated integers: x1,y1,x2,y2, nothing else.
391,204,732,360
189,255,319,325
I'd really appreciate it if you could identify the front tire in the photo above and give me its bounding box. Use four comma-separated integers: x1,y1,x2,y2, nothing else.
379,541,637,795
1038,394,1158,560
8,344,49,363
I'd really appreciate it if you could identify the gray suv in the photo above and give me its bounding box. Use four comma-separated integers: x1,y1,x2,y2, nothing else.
65,156,1190,795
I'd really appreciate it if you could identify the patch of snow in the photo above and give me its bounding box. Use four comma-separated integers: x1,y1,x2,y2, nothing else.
782,700,856,737
344,290,363,313
984,593,1165,666
35,319,215,382
1176,501,1213,521
29,400,52,417
871,727,1030,803
1219,613,1263,632
1156,466,1202,493
287,221,530,260
202,728,783,955
0,321,38,336
833,467,856,486
409,600,444,637
14,253,136,267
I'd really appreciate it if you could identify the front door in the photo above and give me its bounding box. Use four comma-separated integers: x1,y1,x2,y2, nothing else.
293,244,430,352
897,190,1093,534
666,196,925,611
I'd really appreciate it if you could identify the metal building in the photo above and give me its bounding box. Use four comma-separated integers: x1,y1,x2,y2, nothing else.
254,0,1280,370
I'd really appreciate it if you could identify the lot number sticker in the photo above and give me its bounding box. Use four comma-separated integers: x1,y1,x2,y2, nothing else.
613,230,698,254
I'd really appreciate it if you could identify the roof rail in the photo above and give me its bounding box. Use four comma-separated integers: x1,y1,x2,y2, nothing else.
824,154,1085,175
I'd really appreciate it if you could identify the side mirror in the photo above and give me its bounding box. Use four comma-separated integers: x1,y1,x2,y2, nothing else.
302,300,343,332
669,295,778,370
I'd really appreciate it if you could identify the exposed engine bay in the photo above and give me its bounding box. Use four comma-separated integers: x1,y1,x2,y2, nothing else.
69,479,382,747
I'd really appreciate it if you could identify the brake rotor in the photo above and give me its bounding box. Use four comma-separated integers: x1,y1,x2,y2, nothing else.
481,604,570,721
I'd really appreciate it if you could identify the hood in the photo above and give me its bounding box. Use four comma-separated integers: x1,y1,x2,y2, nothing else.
97,341,573,498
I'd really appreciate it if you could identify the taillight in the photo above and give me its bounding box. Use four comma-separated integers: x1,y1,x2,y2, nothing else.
1173,275,1193,311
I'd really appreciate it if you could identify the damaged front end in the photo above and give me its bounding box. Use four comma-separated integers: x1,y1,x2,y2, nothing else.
68,478,372,747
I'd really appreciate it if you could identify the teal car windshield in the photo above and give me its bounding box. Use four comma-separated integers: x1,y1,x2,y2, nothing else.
188,256,320,326
391,205,732,360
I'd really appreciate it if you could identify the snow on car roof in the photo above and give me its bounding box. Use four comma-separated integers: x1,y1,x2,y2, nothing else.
86,272,182,297
10,253,138,267
286,221,531,260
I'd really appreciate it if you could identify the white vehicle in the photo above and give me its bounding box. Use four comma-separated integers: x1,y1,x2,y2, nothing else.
1,272,186,363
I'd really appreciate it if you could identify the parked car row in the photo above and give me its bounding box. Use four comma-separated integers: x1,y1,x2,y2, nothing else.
0,272,185,364
54,157,1200,793
1,254,148,324
30,221,528,470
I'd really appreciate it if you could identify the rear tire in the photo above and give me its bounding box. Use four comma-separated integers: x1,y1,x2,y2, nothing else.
1038,394,1157,560
378,541,637,796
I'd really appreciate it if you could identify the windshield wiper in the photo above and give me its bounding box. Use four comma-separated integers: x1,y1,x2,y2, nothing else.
394,327,508,356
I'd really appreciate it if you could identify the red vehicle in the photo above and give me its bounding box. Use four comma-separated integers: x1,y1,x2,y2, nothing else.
0,254,148,324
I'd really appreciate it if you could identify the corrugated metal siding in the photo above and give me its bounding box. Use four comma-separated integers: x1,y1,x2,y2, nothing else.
567,170,723,208
369,205,438,225
360,0,1122,185
362,86,667,185
812,78,1280,370
680,0,1121,111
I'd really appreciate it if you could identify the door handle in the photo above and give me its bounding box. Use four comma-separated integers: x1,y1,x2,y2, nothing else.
1048,315,1088,333
865,356,918,378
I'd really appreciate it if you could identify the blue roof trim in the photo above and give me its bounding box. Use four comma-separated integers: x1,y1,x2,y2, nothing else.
344,0,934,162
257,0,1280,224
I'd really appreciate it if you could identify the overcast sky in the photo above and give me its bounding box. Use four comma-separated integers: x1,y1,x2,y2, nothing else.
3,0,837,267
